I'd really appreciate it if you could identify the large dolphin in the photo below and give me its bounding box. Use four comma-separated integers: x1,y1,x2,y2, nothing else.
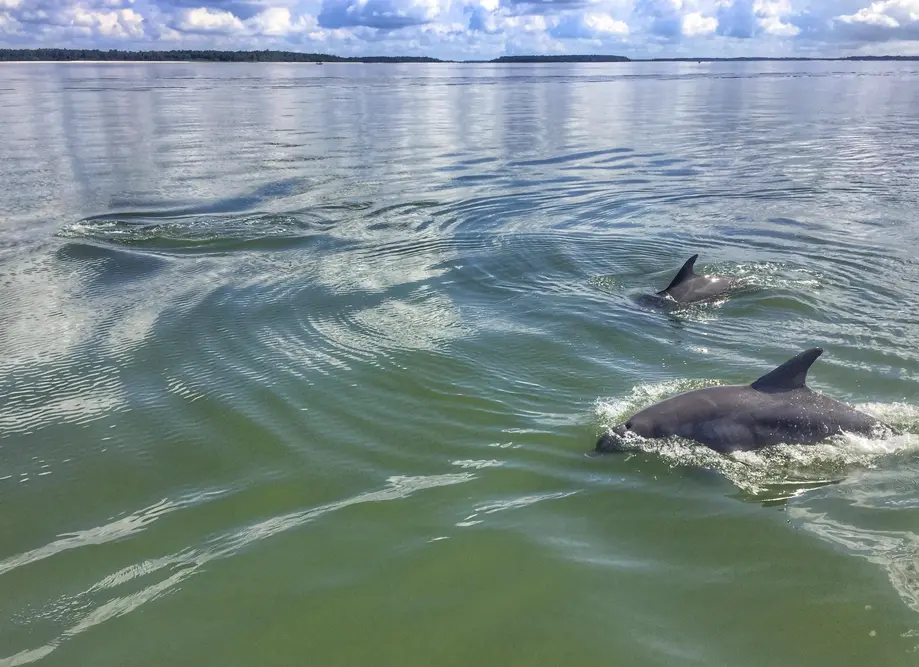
596,348,891,454
655,254,737,304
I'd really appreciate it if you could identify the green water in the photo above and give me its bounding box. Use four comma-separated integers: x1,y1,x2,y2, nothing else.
2,61,919,666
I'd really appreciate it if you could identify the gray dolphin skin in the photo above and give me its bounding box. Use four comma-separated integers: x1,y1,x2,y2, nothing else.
596,348,891,454
656,254,737,304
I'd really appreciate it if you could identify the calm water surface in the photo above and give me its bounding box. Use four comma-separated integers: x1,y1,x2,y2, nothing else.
2,61,919,666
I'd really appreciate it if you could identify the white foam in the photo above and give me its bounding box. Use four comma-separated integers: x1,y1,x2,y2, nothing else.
450,459,503,470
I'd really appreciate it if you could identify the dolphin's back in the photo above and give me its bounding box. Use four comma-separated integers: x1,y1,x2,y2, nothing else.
629,385,762,449
665,276,735,303
600,348,891,455
657,255,736,303
630,384,882,452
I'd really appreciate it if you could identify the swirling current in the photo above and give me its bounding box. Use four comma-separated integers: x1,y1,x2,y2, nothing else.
1,61,919,666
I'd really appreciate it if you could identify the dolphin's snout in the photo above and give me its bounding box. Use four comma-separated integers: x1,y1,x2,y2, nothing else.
595,423,630,453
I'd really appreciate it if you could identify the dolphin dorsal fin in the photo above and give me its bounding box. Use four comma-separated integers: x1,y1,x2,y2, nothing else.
660,254,699,293
751,348,824,392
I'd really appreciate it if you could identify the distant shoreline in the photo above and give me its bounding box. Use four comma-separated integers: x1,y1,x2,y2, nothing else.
2,49,919,64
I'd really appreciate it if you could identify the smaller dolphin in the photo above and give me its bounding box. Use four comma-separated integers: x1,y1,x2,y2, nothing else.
656,254,737,304
596,348,891,454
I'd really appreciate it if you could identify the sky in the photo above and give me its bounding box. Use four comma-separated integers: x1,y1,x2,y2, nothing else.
2,0,919,60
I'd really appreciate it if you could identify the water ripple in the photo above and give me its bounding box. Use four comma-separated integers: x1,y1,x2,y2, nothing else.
789,468,919,617
4,61,919,665
0,473,474,667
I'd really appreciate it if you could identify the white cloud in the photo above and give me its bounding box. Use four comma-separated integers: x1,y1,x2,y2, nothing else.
175,6,245,33
754,0,792,14
583,12,629,34
0,12,19,32
837,0,918,27
247,6,317,35
317,0,451,30
835,0,919,40
249,7,290,34
847,10,899,27
760,14,798,33
503,13,551,32
682,11,717,35
13,3,148,39
1,0,919,57
752,0,799,34
98,7,143,37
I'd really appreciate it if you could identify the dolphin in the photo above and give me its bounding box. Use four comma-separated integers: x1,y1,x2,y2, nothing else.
596,348,891,454
655,254,737,304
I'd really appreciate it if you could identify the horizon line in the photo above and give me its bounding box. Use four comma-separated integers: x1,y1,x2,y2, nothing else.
1,48,919,63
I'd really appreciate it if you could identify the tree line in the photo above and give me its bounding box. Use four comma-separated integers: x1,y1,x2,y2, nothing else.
1,49,916,64
0,49,443,63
